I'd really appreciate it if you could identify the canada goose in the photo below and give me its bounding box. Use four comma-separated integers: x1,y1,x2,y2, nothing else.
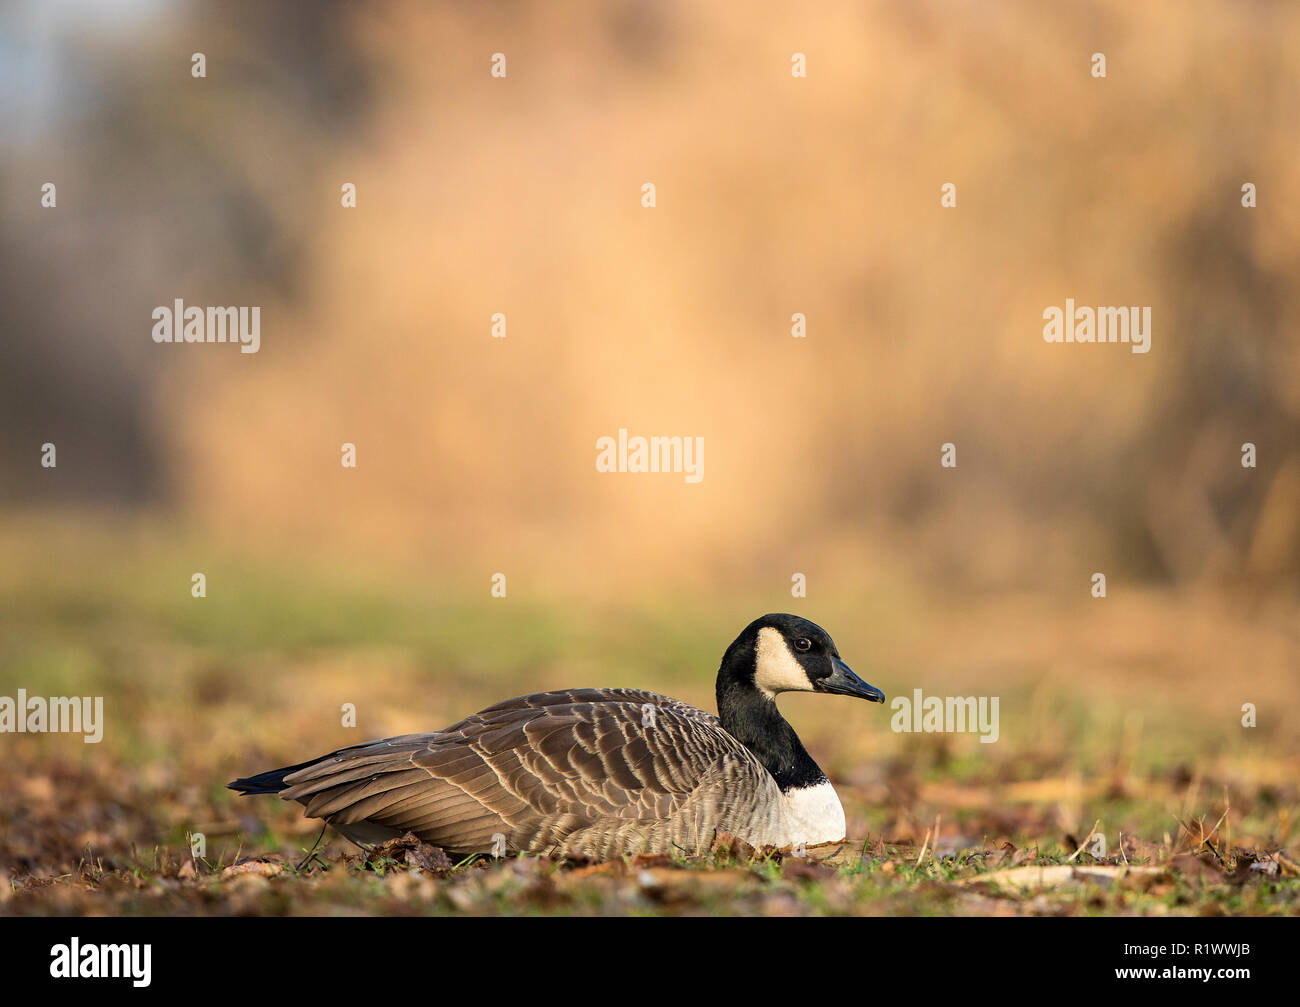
229,614,885,859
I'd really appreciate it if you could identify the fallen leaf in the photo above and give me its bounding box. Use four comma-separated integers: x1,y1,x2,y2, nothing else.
711,830,757,861
221,858,288,879
1168,852,1225,885
962,864,1162,892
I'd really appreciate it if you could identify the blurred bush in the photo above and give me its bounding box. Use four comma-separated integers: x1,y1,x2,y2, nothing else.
2,0,1297,592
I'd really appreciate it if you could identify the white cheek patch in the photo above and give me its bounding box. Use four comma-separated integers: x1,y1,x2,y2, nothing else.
754,627,813,698
783,780,847,846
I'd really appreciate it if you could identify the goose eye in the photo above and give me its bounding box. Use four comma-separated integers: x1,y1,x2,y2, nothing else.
794,638,812,653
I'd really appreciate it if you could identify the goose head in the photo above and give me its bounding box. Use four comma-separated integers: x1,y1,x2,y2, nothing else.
715,615,885,845
718,613,885,705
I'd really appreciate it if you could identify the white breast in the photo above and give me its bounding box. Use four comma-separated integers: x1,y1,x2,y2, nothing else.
781,780,847,846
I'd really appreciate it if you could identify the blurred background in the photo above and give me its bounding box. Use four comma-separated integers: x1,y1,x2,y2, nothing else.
1,0,1298,910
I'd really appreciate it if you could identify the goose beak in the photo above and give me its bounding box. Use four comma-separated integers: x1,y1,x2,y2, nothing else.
818,657,886,703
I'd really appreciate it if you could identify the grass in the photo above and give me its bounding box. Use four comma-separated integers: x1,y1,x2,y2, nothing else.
0,520,1297,915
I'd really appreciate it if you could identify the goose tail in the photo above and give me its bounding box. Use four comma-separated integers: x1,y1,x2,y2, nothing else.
228,758,320,796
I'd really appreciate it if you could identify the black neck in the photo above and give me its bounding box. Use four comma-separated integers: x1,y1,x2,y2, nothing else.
715,641,827,792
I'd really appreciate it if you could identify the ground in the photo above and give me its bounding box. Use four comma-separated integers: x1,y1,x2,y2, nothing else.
1,522,1296,915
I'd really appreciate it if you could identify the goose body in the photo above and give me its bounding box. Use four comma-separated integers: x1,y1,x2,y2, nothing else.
230,614,885,859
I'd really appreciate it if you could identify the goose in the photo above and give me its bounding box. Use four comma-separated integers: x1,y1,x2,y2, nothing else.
229,613,885,860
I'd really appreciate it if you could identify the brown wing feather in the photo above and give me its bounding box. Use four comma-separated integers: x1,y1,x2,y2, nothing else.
277,689,780,857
